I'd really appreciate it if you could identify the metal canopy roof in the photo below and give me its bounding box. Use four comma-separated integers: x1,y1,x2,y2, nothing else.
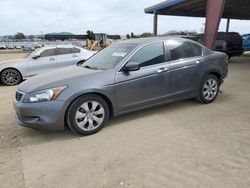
145,0,250,20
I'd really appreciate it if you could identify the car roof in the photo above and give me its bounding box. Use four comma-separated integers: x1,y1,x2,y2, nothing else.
42,44,79,49
117,36,193,45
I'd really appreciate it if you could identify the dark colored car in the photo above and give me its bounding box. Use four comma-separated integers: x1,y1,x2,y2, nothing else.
14,37,228,136
196,32,243,59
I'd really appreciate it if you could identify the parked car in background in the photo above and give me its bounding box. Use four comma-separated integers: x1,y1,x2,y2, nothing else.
0,45,95,86
197,32,243,59
22,44,35,52
14,37,228,135
7,45,15,49
15,45,22,49
242,34,250,51
0,44,7,50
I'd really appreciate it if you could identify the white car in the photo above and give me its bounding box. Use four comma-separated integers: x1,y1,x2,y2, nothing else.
0,45,95,85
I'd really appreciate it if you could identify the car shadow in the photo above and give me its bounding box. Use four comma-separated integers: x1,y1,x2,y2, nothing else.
18,99,200,146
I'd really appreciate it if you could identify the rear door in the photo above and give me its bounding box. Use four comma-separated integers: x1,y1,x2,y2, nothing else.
166,40,203,98
27,48,57,76
115,41,171,111
55,47,79,67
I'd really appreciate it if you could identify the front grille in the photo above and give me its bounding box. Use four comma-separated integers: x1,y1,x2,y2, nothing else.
15,92,23,101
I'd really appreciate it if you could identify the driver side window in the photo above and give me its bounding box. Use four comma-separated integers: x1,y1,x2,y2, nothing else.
129,42,165,67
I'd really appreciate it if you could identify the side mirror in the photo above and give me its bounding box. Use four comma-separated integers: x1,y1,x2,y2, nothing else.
123,62,140,72
32,54,40,60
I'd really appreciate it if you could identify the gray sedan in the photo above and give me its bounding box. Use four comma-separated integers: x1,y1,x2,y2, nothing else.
0,45,95,86
13,37,228,135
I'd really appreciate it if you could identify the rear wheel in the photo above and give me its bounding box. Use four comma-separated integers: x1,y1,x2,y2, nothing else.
66,94,109,135
196,74,220,104
1,68,22,86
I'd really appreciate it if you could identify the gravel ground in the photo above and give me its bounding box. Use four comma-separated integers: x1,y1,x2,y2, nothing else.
0,52,250,188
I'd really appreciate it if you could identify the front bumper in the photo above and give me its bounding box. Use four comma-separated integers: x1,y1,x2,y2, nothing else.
13,98,66,131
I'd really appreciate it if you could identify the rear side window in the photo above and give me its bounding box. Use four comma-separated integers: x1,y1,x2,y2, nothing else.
129,42,165,67
192,44,202,56
167,41,194,60
73,47,81,53
40,49,55,57
56,48,73,55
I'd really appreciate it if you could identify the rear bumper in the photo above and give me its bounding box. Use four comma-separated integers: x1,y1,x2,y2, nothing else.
13,99,66,131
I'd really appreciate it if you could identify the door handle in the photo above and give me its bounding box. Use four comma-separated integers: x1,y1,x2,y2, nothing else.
49,57,55,61
196,60,203,64
157,67,169,73
72,55,78,58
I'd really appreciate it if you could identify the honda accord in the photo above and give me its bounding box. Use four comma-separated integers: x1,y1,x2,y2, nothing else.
13,37,228,135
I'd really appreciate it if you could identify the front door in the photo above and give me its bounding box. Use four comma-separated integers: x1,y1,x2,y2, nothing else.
27,48,57,76
115,41,171,112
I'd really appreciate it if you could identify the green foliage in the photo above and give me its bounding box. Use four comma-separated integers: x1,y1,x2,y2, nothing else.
28,35,34,40
126,34,130,39
140,32,153,38
86,30,95,40
131,32,135,38
14,32,26,40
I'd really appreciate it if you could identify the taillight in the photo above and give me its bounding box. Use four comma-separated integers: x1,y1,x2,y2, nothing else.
222,41,227,50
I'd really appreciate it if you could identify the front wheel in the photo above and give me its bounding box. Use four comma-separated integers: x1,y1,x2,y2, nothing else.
196,74,220,104
1,68,22,86
66,94,109,136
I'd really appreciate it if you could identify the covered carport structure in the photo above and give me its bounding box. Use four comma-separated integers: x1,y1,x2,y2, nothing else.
144,0,250,49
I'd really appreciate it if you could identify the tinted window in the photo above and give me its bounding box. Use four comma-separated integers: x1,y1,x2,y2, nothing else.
40,49,55,57
192,44,202,56
129,42,165,67
167,41,194,60
56,48,72,55
73,47,81,53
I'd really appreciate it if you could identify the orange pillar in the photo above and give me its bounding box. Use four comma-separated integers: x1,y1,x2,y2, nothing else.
203,0,225,49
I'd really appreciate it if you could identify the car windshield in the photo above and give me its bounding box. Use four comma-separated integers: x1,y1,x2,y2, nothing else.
27,48,42,58
82,43,136,70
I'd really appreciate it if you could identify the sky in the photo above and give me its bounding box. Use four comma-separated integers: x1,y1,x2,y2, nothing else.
0,0,250,36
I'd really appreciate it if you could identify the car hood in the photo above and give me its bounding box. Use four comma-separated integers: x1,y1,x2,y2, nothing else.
18,65,104,93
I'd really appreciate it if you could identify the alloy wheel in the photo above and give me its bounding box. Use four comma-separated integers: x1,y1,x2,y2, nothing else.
203,79,218,101
75,101,105,131
2,69,20,85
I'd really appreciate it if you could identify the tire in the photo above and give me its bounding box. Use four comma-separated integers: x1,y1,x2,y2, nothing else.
196,74,220,104
1,68,22,86
66,94,110,136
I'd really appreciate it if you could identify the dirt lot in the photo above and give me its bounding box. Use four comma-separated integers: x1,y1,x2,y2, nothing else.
0,52,250,188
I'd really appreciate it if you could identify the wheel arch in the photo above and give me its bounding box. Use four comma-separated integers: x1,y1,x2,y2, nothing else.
64,92,114,127
205,69,223,83
0,67,23,83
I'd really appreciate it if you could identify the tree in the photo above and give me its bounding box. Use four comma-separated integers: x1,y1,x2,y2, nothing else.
126,34,130,39
28,35,34,40
86,30,95,40
14,32,26,40
131,32,135,38
140,32,153,38
8,36,14,41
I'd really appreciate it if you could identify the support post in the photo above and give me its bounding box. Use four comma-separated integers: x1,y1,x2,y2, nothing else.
153,10,158,36
226,18,230,33
203,0,225,49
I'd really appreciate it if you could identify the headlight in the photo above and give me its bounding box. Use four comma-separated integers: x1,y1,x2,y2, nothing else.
24,86,67,103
